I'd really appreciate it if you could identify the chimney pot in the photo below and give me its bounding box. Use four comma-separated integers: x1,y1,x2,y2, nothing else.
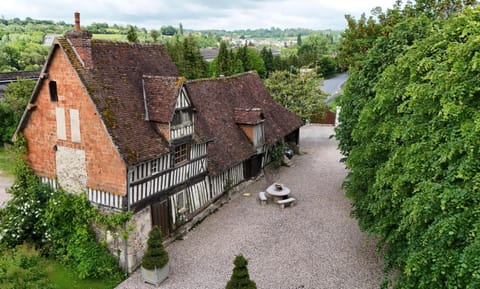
74,12,80,31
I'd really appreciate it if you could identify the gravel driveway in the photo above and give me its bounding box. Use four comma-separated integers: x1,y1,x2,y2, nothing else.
116,125,383,289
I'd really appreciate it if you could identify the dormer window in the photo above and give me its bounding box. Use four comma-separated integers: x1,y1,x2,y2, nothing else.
172,110,192,128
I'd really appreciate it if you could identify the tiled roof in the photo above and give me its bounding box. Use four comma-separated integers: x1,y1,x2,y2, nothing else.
143,75,185,123
0,71,40,82
233,108,264,125
186,72,302,175
25,33,181,165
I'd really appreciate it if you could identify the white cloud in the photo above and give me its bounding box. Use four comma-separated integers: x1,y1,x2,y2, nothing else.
1,0,398,30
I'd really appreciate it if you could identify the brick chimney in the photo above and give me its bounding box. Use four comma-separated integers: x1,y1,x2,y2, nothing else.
65,12,93,67
74,12,80,31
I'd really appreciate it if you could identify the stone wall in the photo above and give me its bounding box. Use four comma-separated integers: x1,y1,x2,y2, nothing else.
125,206,152,272
55,146,87,193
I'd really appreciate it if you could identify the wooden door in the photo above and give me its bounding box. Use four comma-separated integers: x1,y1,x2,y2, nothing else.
244,154,263,179
151,199,171,237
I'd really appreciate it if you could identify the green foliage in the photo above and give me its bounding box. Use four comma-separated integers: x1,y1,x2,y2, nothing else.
0,79,35,144
336,2,480,288
225,254,257,289
126,25,138,43
160,25,177,36
42,192,123,279
166,35,209,79
270,141,287,168
0,244,54,289
264,70,327,122
0,146,17,175
0,160,54,247
142,226,169,270
0,153,128,280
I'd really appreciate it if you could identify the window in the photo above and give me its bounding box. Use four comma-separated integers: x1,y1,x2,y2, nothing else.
174,143,189,164
151,159,157,174
172,110,192,127
176,190,186,210
49,81,58,102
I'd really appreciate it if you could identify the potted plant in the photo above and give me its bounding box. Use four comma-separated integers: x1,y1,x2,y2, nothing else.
141,226,169,286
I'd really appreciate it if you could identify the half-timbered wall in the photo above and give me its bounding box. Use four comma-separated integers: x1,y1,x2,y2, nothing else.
128,143,208,207
253,123,265,147
130,154,171,183
171,87,194,141
210,163,244,197
170,177,210,225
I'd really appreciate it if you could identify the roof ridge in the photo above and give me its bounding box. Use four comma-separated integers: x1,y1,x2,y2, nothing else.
91,39,168,47
186,71,257,84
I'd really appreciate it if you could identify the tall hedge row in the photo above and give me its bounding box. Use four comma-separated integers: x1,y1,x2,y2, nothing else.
337,3,480,288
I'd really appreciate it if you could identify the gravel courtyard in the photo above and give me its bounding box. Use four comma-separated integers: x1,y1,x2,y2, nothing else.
116,125,383,289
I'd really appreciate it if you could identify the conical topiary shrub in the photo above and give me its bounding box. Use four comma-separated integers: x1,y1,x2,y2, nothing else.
142,226,169,270
226,254,257,289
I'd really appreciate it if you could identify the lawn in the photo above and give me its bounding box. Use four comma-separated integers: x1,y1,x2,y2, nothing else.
0,146,17,176
47,260,123,289
0,245,124,289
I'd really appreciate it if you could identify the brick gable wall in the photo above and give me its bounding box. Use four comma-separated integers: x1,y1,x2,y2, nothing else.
23,47,126,195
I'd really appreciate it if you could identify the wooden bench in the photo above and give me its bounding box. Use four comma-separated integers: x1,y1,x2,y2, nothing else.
258,191,268,205
277,197,296,209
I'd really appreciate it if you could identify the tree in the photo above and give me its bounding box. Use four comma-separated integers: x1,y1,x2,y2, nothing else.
160,25,177,36
225,255,256,289
337,13,383,69
166,36,208,79
150,29,159,43
335,2,480,288
296,34,302,46
0,79,35,144
213,41,233,77
178,22,184,35
126,25,138,43
260,47,274,76
264,70,327,122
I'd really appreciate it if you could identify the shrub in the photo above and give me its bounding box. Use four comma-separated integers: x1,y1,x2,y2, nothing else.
0,137,129,280
270,141,287,168
43,192,123,279
0,161,55,247
226,254,257,289
142,226,169,270
0,244,54,289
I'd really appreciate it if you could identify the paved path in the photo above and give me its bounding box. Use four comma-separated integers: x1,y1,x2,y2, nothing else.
322,73,348,104
0,171,13,208
116,125,383,289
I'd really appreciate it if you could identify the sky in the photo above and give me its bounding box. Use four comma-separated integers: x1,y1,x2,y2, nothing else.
2,0,398,30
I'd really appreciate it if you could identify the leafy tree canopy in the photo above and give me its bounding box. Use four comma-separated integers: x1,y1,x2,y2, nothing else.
335,1,480,288
264,70,327,122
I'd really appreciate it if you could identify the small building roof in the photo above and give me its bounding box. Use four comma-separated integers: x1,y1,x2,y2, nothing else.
186,72,302,175
233,108,264,125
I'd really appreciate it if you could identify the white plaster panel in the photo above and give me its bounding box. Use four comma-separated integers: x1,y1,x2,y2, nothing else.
69,109,81,143
55,146,87,193
55,107,66,140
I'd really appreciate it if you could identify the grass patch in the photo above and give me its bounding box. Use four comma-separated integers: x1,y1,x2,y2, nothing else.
0,245,123,289
0,146,17,176
47,260,123,289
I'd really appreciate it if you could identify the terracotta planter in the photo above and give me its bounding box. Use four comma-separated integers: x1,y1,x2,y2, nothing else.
142,262,169,286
